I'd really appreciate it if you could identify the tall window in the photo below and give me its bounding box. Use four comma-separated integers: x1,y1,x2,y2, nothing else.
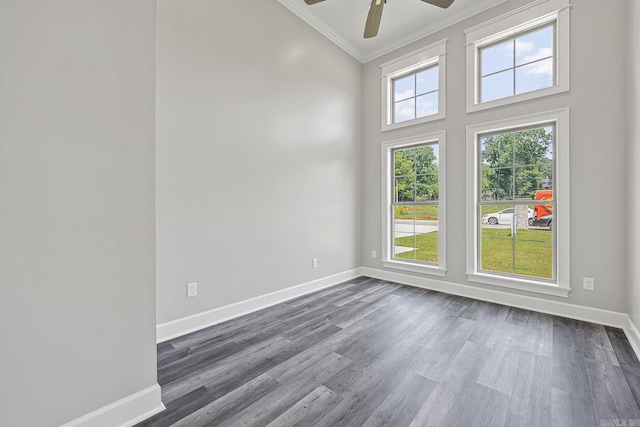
381,39,446,131
478,125,555,280
383,132,446,276
465,0,570,112
466,110,570,297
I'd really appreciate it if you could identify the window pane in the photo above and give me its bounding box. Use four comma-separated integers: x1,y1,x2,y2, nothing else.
480,39,514,76
416,92,439,118
515,166,548,200
515,240,553,279
494,168,513,201
482,133,513,169
415,229,438,264
395,148,415,177
481,70,514,103
481,168,498,201
394,98,415,123
415,145,438,173
481,167,514,202
516,58,554,94
515,25,554,66
416,66,438,94
480,234,514,275
513,127,553,167
394,205,416,260
394,75,415,101
481,204,521,228
416,175,438,201
533,197,554,220
395,177,415,202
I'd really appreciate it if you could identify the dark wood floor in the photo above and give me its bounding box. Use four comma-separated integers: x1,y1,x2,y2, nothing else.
137,277,640,427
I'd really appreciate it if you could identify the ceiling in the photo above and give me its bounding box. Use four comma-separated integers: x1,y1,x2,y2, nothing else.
277,0,510,63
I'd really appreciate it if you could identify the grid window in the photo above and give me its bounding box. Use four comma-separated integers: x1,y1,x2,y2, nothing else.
383,131,446,276
480,24,555,103
477,125,555,281
464,0,570,112
393,65,439,124
380,39,446,131
392,143,440,265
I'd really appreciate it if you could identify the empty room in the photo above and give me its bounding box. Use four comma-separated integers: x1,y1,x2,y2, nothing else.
3,0,640,425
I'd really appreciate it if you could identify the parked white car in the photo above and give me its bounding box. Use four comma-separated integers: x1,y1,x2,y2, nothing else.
482,208,534,226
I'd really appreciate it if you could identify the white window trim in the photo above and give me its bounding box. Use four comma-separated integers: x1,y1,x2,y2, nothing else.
380,39,447,131
382,131,447,277
465,108,570,298
465,0,571,113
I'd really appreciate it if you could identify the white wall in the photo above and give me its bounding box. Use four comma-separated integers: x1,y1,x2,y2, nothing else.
361,0,629,312
628,0,640,326
0,1,158,425
156,0,362,325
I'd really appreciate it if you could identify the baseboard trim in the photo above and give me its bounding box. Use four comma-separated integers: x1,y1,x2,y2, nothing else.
60,384,165,427
156,268,363,343
624,315,640,360
361,267,628,329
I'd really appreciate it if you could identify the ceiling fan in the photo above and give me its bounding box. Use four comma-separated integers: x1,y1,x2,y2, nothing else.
303,0,455,38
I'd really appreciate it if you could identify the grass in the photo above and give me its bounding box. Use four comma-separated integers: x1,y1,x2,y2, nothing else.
394,205,438,221
394,232,439,264
394,227,552,279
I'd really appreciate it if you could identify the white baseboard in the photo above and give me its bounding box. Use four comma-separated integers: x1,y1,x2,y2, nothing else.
156,268,363,343
624,315,640,360
60,384,165,427
361,267,628,329
156,264,640,362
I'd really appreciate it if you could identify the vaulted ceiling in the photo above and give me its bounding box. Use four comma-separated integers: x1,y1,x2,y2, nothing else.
278,0,509,63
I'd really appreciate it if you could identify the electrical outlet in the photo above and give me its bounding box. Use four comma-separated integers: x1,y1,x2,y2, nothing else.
371,250,377,259
312,258,318,268
187,282,198,298
583,277,595,291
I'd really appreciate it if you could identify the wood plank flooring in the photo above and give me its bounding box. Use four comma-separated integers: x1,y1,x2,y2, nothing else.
137,277,640,427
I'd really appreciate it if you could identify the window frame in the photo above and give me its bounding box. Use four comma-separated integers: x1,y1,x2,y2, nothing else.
465,0,570,113
382,131,447,277
465,109,570,297
380,39,447,131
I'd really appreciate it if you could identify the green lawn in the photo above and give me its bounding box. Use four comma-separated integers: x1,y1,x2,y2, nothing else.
394,232,439,264
394,205,438,221
394,227,553,279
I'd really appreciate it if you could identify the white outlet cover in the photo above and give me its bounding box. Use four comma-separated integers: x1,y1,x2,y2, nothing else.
582,277,594,291
187,282,197,298
371,250,377,259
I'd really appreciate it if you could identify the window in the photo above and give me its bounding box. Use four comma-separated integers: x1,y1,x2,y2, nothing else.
480,23,554,103
383,132,446,276
466,109,570,297
393,65,439,123
381,39,446,131
465,0,570,112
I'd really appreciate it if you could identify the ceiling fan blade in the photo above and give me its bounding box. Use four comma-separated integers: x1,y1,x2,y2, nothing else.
421,0,454,8
304,0,325,4
364,0,384,39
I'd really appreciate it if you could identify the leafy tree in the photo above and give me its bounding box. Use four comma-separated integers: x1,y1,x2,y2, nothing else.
394,146,438,202
481,128,552,201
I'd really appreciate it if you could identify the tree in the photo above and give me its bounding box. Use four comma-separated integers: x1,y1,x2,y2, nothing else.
394,145,438,202
481,128,552,201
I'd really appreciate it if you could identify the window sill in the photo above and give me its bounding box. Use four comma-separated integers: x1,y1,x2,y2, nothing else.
382,111,446,132
466,272,571,298
466,84,569,113
383,260,446,277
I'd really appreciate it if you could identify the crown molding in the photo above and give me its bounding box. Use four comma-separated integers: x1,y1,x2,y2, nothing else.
277,0,510,64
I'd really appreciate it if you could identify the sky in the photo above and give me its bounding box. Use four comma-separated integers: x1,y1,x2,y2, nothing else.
392,23,554,122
